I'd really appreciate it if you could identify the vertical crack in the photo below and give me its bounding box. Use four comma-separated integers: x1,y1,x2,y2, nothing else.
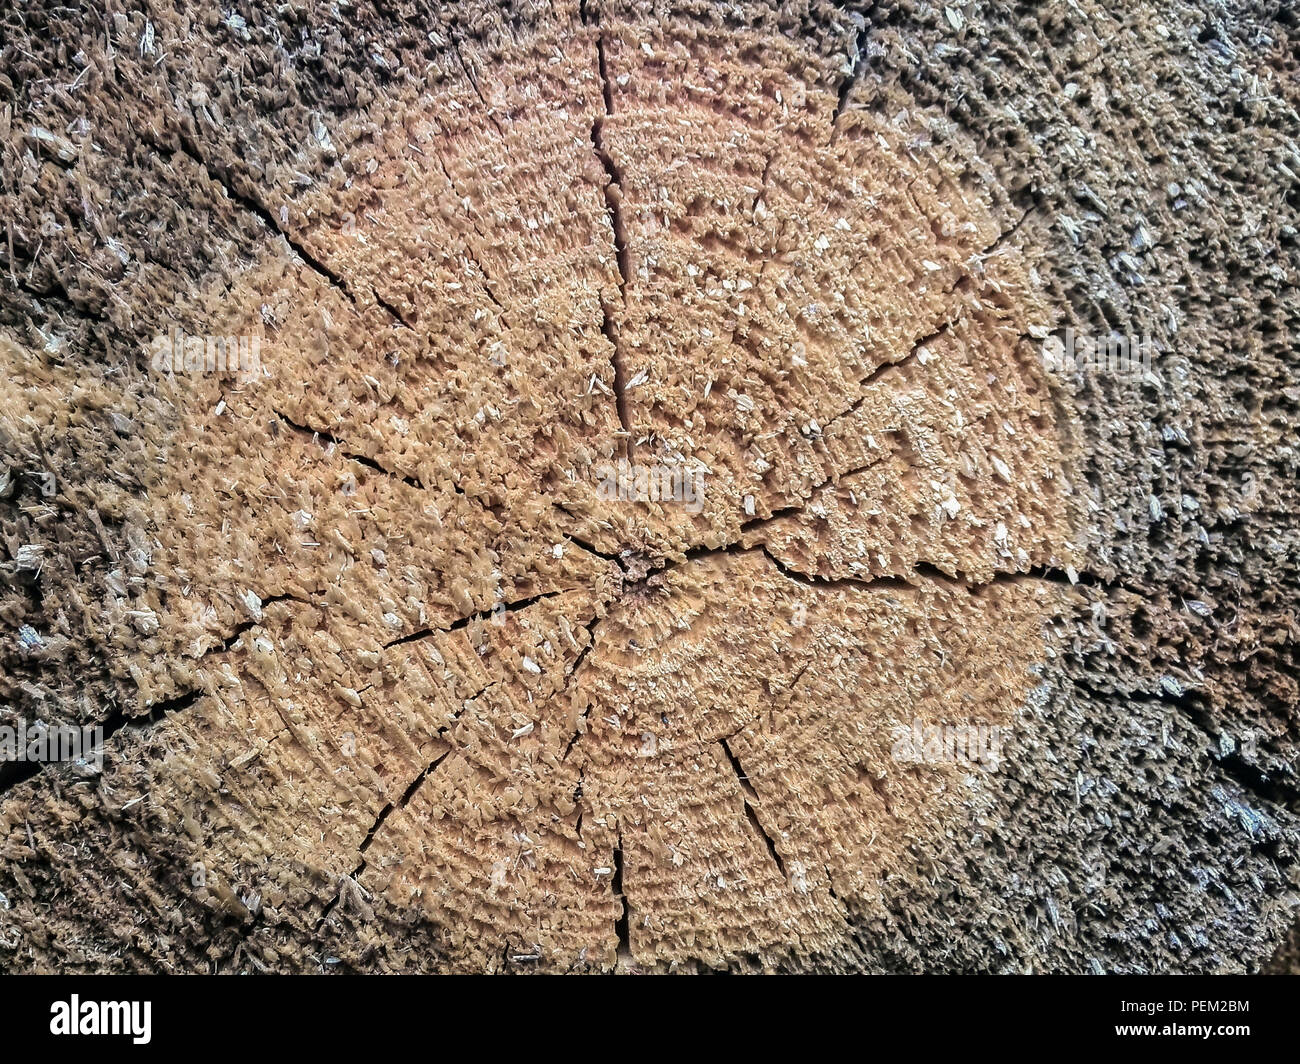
429,149,516,331
560,613,605,761
590,30,633,453
830,14,871,140
449,29,506,137
611,827,631,961
572,771,586,842
315,747,454,932
398,748,454,807
315,674,496,935
719,737,787,879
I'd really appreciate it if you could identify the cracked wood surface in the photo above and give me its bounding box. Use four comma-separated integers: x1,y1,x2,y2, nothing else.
1,0,1299,974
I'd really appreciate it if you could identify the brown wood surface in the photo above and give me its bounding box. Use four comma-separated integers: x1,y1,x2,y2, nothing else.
0,0,1297,973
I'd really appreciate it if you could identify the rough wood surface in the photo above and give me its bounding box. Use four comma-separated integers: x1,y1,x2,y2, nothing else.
0,0,1297,973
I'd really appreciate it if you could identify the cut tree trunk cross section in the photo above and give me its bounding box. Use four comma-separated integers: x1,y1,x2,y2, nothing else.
0,0,1298,974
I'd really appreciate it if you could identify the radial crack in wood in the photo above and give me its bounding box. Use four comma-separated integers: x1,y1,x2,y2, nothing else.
1,0,1298,975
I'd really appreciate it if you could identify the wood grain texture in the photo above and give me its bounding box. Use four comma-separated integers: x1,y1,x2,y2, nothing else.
0,0,1297,973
